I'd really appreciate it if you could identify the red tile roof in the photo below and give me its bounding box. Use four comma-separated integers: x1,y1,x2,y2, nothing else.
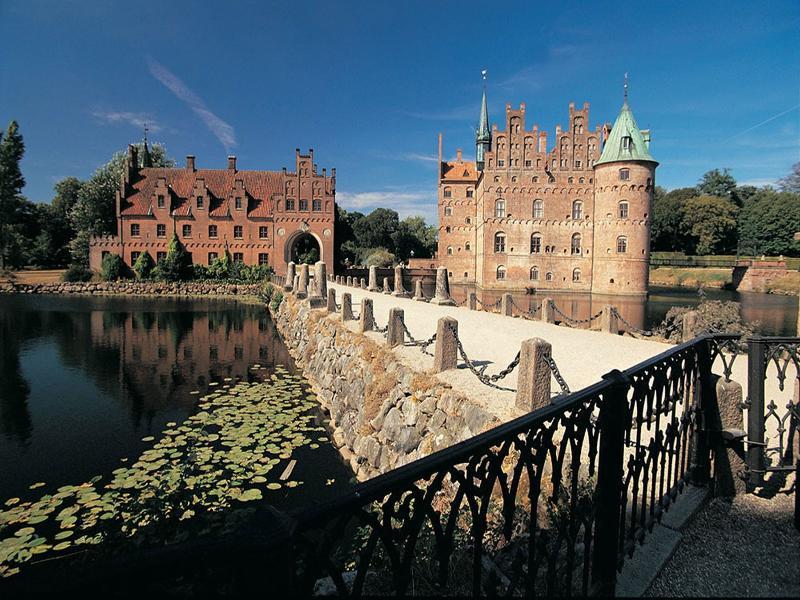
120,168,286,217
441,160,478,182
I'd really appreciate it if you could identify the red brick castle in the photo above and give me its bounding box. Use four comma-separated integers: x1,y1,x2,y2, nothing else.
89,146,335,277
437,77,658,296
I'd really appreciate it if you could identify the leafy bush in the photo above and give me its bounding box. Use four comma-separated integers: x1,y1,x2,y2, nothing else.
187,254,272,283
62,262,93,282
153,234,193,281
132,250,155,280
660,290,757,343
101,253,124,281
269,288,284,312
364,248,395,268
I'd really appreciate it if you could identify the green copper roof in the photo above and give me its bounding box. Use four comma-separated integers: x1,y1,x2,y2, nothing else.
476,86,490,143
595,101,656,166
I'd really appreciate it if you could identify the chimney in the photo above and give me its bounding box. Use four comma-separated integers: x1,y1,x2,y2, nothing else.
456,148,463,162
227,156,237,171
641,129,651,149
186,155,196,171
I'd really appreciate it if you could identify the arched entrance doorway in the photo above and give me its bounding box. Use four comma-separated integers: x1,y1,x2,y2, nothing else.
289,232,321,264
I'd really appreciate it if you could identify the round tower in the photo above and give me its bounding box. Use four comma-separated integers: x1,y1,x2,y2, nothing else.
591,87,657,296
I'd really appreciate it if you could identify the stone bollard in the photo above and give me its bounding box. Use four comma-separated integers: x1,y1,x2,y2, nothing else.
386,308,405,347
310,261,327,303
297,264,309,298
501,293,513,316
413,280,427,302
430,266,455,306
708,375,747,497
285,262,296,291
392,265,409,297
433,316,458,372
515,338,553,412
368,266,380,292
326,288,337,313
541,298,555,324
682,310,699,341
293,274,300,294
468,292,477,310
600,305,619,334
359,298,375,332
383,277,392,294
341,292,354,321
360,277,367,289
346,275,352,287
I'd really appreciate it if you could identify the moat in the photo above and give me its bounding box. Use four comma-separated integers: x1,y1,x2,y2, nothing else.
0,294,352,503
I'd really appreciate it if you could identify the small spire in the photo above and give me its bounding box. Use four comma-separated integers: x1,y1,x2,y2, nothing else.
141,122,152,168
623,72,629,105
475,69,491,170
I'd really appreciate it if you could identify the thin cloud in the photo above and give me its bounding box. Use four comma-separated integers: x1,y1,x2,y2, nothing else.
147,57,237,152
401,152,438,163
92,110,163,133
336,190,436,222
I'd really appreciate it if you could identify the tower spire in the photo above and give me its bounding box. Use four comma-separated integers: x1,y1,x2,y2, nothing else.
476,69,491,171
623,72,629,105
141,122,152,168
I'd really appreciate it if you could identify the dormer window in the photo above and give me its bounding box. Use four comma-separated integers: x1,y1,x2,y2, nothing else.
621,136,632,151
157,195,165,208
235,196,243,210
196,196,204,209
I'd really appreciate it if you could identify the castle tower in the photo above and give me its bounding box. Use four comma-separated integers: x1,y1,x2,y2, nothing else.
475,71,491,171
591,78,657,296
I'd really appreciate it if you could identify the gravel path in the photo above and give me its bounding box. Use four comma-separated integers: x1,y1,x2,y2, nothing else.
646,488,799,598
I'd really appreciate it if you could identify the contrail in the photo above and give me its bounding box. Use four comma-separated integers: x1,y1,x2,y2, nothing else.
723,103,800,142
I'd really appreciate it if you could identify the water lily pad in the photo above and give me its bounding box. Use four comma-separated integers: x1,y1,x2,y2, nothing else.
141,436,155,442
237,489,262,502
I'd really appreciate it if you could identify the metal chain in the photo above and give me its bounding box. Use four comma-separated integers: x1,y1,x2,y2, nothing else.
549,301,604,326
509,297,542,319
399,320,437,356
543,352,571,395
454,334,519,392
611,307,657,338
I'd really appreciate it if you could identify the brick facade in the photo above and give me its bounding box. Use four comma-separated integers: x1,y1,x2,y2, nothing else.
438,99,656,296
89,146,335,277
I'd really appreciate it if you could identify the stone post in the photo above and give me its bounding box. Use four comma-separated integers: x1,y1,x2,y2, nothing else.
392,265,409,297
341,292,354,321
386,308,405,347
360,277,367,289
600,305,618,334
430,266,455,306
284,262,296,291
383,277,392,294
433,316,458,372
312,261,327,299
541,298,555,323
326,288,337,313
709,375,747,497
413,280,426,302
346,275,352,287
682,310,699,341
468,292,477,310
359,298,375,332
365,266,378,292
297,264,309,298
293,274,299,293
515,338,552,412
501,293,513,316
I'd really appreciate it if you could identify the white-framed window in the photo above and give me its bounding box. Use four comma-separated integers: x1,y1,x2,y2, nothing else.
209,225,217,238
466,188,474,198
157,195,165,208
619,168,630,181
196,195,204,209
312,199,322,212
182,224,191,237
233,252,244,263
156,224,166,238
259,226,268,239
621,136,632,151
235,196,243,210
533,199,543,218
443,187,452,198
619,201,629,218
444,206,452,216
234,225,243,239
572,200,583,220
572,268,581,282
545,272,553,281
494,199,505,218
494,232,506,253
530,233,542,254
258,253,269,266
496,265,506,280
617,236,628,253
530,266,539,281
130,223,140,237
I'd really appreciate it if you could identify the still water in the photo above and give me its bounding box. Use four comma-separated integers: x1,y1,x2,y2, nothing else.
448,285,798,337
0,294,352,503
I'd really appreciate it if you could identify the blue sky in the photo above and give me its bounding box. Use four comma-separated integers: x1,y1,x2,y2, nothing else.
1,0,798,224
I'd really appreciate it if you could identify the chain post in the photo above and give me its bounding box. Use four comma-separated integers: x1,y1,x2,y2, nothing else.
746,337,767,488
591,369,630,597
692,336,716,486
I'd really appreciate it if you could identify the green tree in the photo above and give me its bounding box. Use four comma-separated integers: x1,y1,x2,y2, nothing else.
352,207,399,250
101,253,124,281
651,186,696,252
697,168,737,202
777,162,800,193
737,188,800,256
0,121,26,269
681,195,739,255
364,248,395,267
69,142,173,266
392,215,437,260
132,250,155,279
153,233,192,281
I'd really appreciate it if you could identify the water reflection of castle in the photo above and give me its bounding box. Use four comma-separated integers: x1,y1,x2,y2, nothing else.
90,306,293,411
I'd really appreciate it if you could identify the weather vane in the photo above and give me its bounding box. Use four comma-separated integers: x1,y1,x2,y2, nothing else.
623,72,629,103
143,122,149,143
481,68,488,81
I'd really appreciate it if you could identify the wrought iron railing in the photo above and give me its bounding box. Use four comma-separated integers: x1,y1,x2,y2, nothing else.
4,334,739,596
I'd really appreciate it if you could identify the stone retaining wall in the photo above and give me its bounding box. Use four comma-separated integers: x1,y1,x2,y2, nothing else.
272,293,499,480
0,281,265,297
